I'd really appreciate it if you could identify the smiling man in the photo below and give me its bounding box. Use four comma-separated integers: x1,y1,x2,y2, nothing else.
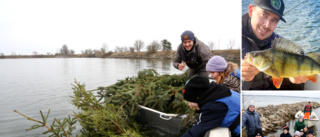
241,0,307,90
173,30,213,77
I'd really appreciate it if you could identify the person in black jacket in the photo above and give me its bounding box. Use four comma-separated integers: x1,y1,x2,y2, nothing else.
173,30,213,77
241,0,307,90
280,126,292,137
181,75,240,137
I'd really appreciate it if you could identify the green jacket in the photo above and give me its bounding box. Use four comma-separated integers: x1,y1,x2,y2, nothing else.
294,119,305,132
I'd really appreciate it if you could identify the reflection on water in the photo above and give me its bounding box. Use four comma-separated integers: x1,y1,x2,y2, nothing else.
242,0,320,53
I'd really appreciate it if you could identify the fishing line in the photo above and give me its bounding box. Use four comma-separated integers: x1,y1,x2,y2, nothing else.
283,0,308,15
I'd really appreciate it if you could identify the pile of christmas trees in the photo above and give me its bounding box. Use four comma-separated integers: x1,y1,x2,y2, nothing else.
16,69,195,137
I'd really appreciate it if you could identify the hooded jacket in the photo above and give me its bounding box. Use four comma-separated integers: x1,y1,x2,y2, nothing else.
182,82,240,137
242,107,261,136
242,13,304,90
280,133,292,137
294,119,305,132
173,37,213,76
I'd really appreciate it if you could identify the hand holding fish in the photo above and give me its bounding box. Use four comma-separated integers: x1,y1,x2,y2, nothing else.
289,76,308,84
241,59,260,81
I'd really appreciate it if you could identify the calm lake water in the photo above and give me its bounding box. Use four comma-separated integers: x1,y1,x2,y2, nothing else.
243,95,320,137
0,58,186,137
242,0,320,53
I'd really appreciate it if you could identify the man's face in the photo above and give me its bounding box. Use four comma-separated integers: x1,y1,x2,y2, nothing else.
249,106,255,112
284,129,288,134
299,118,303,122
249,5,280,40
304,127,308,131
307,134,313,137
183,40,194,51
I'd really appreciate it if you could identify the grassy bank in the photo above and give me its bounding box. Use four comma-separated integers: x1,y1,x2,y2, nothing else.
1,50,240,64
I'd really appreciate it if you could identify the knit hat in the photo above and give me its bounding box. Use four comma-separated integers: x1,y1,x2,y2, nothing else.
183,75,210,103
299,116,303,119
206,56,228,72
283,126,289,131
294,131,301,136
181,30,195,42
308,129,314,135
248,100,255,107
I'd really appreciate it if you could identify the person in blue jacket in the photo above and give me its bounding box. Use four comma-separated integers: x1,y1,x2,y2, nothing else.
242,102,261,137
241,0,307,90
182,75,240,137
206,55,240,93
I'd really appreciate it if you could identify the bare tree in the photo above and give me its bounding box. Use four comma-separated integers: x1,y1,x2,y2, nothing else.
207,41,215,50
228,39,236,50
101,43,108,54
0,53,4,57
46,52,52,55
129,47,135,52
70,50,75,55
161,39,172,51
134,40,144,52
60,44,70,55
147,40,161,53
32,51,38,55
114,46,122,53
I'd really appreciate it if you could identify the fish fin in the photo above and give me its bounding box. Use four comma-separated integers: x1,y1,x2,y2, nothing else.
272,37,304,55
307,74,318,83
257,65,270,72
272,77,284,89
307,52,320,64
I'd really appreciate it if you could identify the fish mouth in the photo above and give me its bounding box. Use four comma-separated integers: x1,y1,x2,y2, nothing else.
245,53,254,63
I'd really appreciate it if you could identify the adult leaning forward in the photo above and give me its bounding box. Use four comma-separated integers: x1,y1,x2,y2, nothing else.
173,30,213,77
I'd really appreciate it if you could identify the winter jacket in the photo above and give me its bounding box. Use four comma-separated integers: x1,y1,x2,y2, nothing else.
182,84,240,137
294,119,305,132
304,105,312,113
223,69,240,93
280,133,292,137
241,13,304,90
242,107,261,136
173,37,213,77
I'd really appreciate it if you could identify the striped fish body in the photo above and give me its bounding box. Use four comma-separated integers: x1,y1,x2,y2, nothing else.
252,49,320,78
245,37,320,89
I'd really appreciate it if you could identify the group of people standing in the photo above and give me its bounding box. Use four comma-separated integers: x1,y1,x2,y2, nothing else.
242,102,315,137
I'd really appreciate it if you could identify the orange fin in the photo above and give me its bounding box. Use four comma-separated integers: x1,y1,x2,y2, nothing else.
272,77,284,89
307,74,318,83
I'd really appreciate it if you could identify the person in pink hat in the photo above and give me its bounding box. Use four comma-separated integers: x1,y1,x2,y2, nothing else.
206,55,240,93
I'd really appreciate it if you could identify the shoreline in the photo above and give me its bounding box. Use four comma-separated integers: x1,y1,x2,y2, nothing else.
0,49,240,63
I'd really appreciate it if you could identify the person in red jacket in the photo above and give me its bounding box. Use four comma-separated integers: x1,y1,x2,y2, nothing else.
304,102,312,119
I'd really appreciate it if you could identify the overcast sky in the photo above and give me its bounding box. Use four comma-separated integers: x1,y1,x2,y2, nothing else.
0,0,241,55
243,91,320,98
